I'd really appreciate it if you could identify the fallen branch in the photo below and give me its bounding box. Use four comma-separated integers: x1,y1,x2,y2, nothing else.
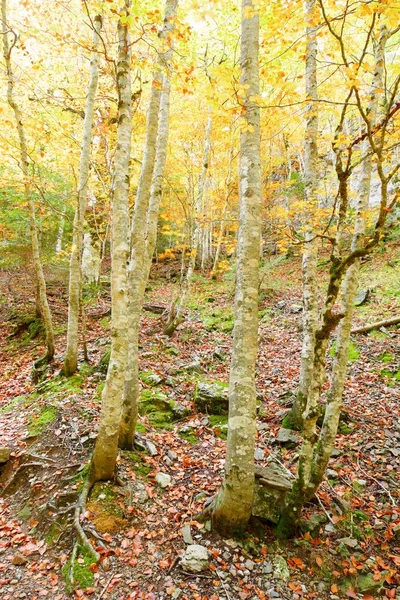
351,315,400,334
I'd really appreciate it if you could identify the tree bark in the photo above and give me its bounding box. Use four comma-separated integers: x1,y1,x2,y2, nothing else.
119,0,178,449
285,0,319,430
211,0,261,536
90,1,131,482
62,15,102,376
351,315,400,334
2,0,55,363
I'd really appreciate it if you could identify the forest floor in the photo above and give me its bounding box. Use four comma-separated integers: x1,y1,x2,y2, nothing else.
0,245,399,600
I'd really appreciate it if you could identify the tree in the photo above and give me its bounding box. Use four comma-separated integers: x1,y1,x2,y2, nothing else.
62,13,102,377
2,0,55,365
119,0,179,449
204,0,262,535
90,0,131,482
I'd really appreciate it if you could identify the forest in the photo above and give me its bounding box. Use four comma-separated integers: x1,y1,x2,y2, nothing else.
0,0,399,598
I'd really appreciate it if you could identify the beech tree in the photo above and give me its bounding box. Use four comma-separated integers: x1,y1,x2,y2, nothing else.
2,0,55,365
203,0,262,535
62,14,102,377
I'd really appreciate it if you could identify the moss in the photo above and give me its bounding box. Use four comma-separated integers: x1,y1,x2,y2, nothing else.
79,361,94,376
28,405,58,436
18,504,31,521
0,392,37,414
178,428,199,445
125,451,152,477
202,308,234,333
338,422,354,434
99,317,110,328
97,347,111,374
72,464,90,491
45,522,62,546
139,391,178,429
208,414,228,439
62,544,95,592
136,421,147,434
37,375,84,396
381,368,400,382
378,352,394,363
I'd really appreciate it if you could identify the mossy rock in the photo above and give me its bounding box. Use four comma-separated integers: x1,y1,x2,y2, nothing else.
208,414,228,439
193,381,229,415
87,482,126,533
139,391,188,429
139,371,163,386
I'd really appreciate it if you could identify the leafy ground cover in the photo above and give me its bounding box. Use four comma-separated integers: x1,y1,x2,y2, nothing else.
0,250,399,599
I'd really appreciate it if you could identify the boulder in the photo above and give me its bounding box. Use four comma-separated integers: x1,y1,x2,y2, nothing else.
290,304,303,313
274,427,299,447
357,572,387,595
171,403,191,419
194,381,229,415
180,544,209,573
155,472,172,488
252,462,292,524
272,555,290,581
0,447,10,464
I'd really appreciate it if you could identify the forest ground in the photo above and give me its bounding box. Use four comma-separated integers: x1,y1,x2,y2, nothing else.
0,244,399,600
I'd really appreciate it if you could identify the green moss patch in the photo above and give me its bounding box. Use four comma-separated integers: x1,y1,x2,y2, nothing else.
28,405,58,437
209,414,228,439
62,544,95,592
125,451,152,477
178,427,199,445
329,340,360,362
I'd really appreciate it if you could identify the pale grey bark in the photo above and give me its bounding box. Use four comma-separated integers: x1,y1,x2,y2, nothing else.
163,112,212,335
286,0,319,429
82,232,101,285
55,215,65,253
2,0,55,363
211,0,261,535
62,15,102,376
119,0,178,448
91,1,131,481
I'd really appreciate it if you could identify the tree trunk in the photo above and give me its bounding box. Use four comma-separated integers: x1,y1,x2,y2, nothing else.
119,0,178,449
211,0,261,536
285,0,319,430
2,0,55,363
90,1,131,482
62,15,102,376
163,112,212,335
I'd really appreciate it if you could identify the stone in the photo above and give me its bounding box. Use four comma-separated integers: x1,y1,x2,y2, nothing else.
262,561,273,574
252,462,292,523
180,544,209,573
276,301,286,309
0,447,10,463
272,556,290,581
274,428,299,447
181,361,203,374
132,481,149,504
12,554,28,566
155,472,172,488
193,381,229,415
354,288,369,306
181,524,193,545
171,403,190,419
290,304,303,313
139,372,163,386
357,572,386,595
167,449,178,461
254,448,265,461
326,469,338,478
300,513,328,535
245,559,255,571
339,537,358,549
145,440,158,457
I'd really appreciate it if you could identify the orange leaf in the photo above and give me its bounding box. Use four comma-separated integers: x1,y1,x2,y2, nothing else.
331,584,339,593
316,556,323,567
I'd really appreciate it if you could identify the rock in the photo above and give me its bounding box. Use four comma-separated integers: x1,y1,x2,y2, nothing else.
193,381,229,415
180,544,209,573
12,554,28,566
272,556,290,581
181,524,194,545
0,447,10,463
331,448,342,457
155,472,172,489
339,537,358,549
132,481,148,504
252,462,292,523
290,304,303,313
262,561,273,574
276,301,286,309
145,440,158,457
181,361,203,374
300,513,328,535
167,449,178,461
171,403,190,419
254,448,265,461
326,469,338,478
354,288,369,306
357,572,386,595
245,559,255,571
274,428,299,447
140,371,163,386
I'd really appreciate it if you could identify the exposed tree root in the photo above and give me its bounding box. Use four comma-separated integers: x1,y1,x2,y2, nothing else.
73,479,100,563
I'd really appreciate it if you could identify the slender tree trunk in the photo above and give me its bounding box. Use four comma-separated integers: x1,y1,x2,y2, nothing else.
285,0,319,430
2,0,55,363
211,0,261,536
119,0,178,449
90,1,131,482
55,215,65,253
62,16,102,376
163,112,212,335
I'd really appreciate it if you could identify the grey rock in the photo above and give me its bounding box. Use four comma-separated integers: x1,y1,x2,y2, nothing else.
300,513,328,535
274,428,299,447
140,371,163,386
252,462,292,524
262,561,273,574
167,449,178,461
155,472,172,488
193,381,229,415
245,559,255,571
145,440,158,457
0,447,10,463
339,537,358,548
354,288,369,306
326,469,338,478
182,524,194,545
290,304,303,313
254,448,265,461
171,403,190,419
180,544,209,573
181,361,203,374
272,556,290,581
276,301,286,309
358,572,386,595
